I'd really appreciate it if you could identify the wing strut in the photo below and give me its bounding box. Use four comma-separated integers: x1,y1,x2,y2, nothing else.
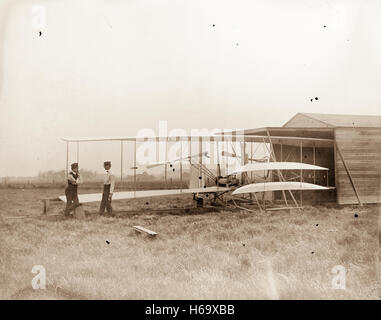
134,139,137,195
66,141,69,180
265,130,299,209
120,140,123,183
180,140,183,192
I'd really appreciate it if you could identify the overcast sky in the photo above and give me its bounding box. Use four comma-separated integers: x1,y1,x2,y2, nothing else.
0,0,380,176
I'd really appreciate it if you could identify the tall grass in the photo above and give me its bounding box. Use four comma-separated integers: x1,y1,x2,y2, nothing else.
0,188,379,299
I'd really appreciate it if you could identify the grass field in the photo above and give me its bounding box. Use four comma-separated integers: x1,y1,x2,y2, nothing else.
0,188,380,299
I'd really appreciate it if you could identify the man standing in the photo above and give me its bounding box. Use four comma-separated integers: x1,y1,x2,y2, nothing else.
64,162,81,216
99,161,115,216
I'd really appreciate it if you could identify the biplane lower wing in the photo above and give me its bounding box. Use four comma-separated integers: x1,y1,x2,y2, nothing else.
58,186,230,203
229,162,328,175
232,182,330,195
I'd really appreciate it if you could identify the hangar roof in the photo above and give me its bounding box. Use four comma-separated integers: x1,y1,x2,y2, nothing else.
229,113,381,147
283,113,381,128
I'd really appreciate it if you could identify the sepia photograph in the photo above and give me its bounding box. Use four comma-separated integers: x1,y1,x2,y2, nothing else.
0,0,380,305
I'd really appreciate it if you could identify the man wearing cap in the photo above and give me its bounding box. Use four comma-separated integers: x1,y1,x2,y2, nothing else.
99,161,115,216
64,163,81,216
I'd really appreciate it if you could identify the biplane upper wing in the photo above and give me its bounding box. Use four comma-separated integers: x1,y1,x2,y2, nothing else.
58,186,230,203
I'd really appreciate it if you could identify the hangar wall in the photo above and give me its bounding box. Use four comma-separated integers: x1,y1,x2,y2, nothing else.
249,113,381,205
335,128,381,204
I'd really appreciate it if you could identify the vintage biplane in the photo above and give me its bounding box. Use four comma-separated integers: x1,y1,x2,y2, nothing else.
56,132,334,213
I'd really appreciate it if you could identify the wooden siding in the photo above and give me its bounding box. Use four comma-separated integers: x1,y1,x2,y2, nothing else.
335,128,381,204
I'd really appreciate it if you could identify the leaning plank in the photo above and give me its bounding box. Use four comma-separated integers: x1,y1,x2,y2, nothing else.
133,226,157,236
335,143,363,206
